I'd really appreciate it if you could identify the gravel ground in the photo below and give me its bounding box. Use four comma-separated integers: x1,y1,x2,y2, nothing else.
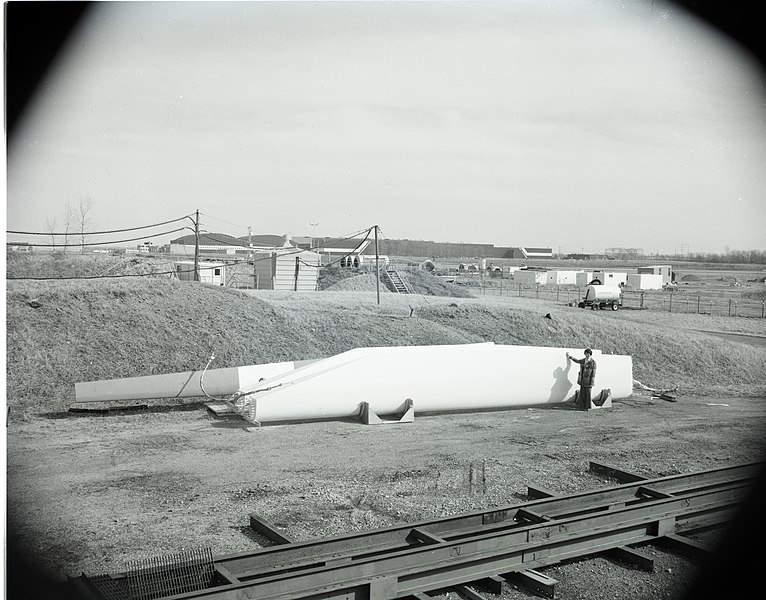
6,389,765,600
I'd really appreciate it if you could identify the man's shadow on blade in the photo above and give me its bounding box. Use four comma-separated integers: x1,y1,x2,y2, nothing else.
546,362,578,410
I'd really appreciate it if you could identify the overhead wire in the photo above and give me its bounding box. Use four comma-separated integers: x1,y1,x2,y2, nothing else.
6,227,189,248
6,215,382,280
7,214,194,236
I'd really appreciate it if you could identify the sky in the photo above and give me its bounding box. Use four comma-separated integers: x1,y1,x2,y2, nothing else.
5,0,766,255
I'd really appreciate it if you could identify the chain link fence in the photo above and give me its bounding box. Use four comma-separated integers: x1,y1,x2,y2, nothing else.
470,280,766,318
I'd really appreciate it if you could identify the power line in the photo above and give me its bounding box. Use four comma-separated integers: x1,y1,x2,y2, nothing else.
6,221,379,280
7,214,194,236
8,227,187,248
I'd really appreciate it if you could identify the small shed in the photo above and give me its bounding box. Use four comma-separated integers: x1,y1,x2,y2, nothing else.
251,248,321,291
513,269,548,285
174,261,226,286
627,273,663,290
638,265,673,286
575,272,594,287
546,270,579,285
594,271,628,286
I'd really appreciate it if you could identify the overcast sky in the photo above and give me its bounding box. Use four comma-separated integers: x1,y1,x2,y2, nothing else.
5,0,766,255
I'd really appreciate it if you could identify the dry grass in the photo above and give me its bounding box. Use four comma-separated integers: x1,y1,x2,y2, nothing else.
6,275,766,418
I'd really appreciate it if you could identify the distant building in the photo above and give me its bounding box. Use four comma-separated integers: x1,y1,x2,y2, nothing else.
605,247,645,260
513,270,548,285
576,270,628,287
637,265,673,286
546,270,580,285
250,248,321,291
169,233,250,255
137,241,158,253
626,273,663,290
7,242,32,253
512,247,554,259
313,235,375,267
236,233,298,249
173,260,227,286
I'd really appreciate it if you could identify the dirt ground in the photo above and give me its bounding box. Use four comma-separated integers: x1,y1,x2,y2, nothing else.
6,386,766,599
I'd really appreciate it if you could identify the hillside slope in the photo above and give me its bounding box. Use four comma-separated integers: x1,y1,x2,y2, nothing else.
6,278,766,417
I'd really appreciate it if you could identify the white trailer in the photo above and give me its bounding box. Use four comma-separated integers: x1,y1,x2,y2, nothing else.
513,270,548,285
546,270,580,285
578,285,623,311
174,261,226,286
627,273,663,290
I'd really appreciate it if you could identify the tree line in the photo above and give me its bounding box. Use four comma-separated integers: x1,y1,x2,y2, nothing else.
680,250,766,265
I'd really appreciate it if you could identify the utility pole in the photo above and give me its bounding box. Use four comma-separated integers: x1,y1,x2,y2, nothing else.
193,209,200,282
374,225,380,305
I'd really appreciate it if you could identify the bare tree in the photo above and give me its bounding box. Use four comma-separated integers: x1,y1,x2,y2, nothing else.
45,217,57,250
63,201,75,251
78,196,92,253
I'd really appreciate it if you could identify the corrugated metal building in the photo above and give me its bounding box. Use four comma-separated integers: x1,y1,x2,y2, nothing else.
251,248,321,291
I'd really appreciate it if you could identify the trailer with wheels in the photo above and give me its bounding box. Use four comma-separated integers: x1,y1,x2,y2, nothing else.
578,284,622,311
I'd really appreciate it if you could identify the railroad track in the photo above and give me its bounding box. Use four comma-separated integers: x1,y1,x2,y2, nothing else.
67,461,762,600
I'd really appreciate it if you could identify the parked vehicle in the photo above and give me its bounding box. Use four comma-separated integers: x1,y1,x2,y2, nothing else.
579,284,622,311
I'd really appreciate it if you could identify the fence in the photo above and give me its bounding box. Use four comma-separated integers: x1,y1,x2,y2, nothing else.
471,281,766,318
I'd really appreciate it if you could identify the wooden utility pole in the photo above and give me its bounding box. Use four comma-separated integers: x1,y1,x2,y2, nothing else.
374,225,380,305
193,209,200,282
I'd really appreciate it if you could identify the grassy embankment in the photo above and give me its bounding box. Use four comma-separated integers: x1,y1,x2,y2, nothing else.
6,270,766,418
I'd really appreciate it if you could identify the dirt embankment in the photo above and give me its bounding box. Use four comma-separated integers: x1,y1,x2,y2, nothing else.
6,278,766,417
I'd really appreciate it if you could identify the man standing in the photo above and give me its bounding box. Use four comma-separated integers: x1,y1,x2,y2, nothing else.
566,348,597,410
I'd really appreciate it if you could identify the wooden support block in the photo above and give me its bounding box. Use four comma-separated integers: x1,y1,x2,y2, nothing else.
204,401,236,416
603,546,655,572
589,461,647,483
369,576,398,600
527,485,556,499
659,533,714,558
453,583,487,600
504,569,558,599
249,513,294,545
472,575,505,595
653,517,677,537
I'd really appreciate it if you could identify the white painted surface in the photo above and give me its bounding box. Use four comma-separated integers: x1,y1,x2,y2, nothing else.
584,285,622,302
74,361,302,403
513,270,547,285
593,271,628,286
546,270,580,285
74,367,241,403
241,343,633,423
627,273,663,290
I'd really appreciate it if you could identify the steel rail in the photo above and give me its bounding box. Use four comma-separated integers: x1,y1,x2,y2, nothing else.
210,462,760,575
68,462,761,600
158,479,745,600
